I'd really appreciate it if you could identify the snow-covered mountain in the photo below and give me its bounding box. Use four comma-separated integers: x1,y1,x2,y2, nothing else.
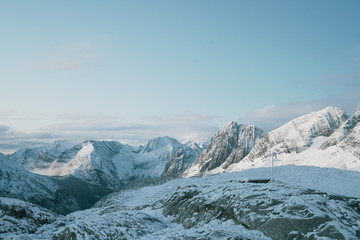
0,153,108,215
0,197,57,236
320,110,359,149
9,137,204,191
0,153,62,211
107,137,205,190
52,140,129,190
8,140,73,171
183,122,264,177
2,166,360,239
321,109,360,152
192,106,350,175
164,140,204,179
2,106,360,239
243,106,347,161
338,111,360,159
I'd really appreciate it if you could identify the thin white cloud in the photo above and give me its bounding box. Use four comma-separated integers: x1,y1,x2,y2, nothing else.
241,89,360,132
0,113,221,154
38,113,221,145
240,102,324,132
0,125,58,154
0,125,11,133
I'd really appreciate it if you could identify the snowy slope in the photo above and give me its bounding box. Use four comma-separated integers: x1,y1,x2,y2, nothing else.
0,197,57,237
4,166,360,239
226,137,360,174
320,109,360,160
183,122,264,177
204,106,348,174
112,137,204,182
320,109,360,150
164,141,204,179
8,140,73,171
339,119,360,159
61,137,204,189
53,140,129,190
221,108,360,174
0,153,108,215
9,137,204,191
0,152,76,214
244,106,347,161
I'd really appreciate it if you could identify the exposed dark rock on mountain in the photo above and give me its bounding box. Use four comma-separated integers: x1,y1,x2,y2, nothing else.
183,122,264,177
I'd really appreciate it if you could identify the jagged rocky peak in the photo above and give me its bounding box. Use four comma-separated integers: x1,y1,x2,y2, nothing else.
244,106,348,162
50,139,73,149
298,106,347,137
142,136,182,153
183,122,264,177
184,140,202,150
320,109,360,149
330,109,360,159
163,140,204,179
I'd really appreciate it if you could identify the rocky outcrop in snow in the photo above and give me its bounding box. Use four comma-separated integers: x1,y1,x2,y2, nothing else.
164,141,204,179
0,197,57,237
320,109,360,150
127,137,204,180
183,122,264,177
338,114,360,159
4,166,360,239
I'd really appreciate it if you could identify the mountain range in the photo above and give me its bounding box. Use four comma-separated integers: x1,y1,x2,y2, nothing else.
1,106,360,239
186,106,360,176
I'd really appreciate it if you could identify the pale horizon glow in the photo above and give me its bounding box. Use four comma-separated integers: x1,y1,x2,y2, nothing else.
1,1,360,153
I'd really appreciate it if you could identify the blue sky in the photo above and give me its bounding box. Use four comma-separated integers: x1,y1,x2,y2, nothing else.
1,1,360,153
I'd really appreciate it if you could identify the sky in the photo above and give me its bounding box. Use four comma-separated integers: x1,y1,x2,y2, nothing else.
1,0,360,153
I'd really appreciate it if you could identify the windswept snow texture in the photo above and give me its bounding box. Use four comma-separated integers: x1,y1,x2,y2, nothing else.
3,166,360,239
184,122,264,177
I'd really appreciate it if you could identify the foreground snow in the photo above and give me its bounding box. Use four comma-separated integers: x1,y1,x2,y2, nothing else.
2,166,360,239
218,140,360,184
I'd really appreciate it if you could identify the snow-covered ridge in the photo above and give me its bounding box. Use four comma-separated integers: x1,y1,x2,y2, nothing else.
244,106,347,161
320,109,360,149
6,106,360,186
2,166,360,239
0,152,108,215
183,122,264,177
2,106,360,238
183,106,360,177
8,140,73,171
142,136,182,153
8,137,204,191
208,106,360,175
